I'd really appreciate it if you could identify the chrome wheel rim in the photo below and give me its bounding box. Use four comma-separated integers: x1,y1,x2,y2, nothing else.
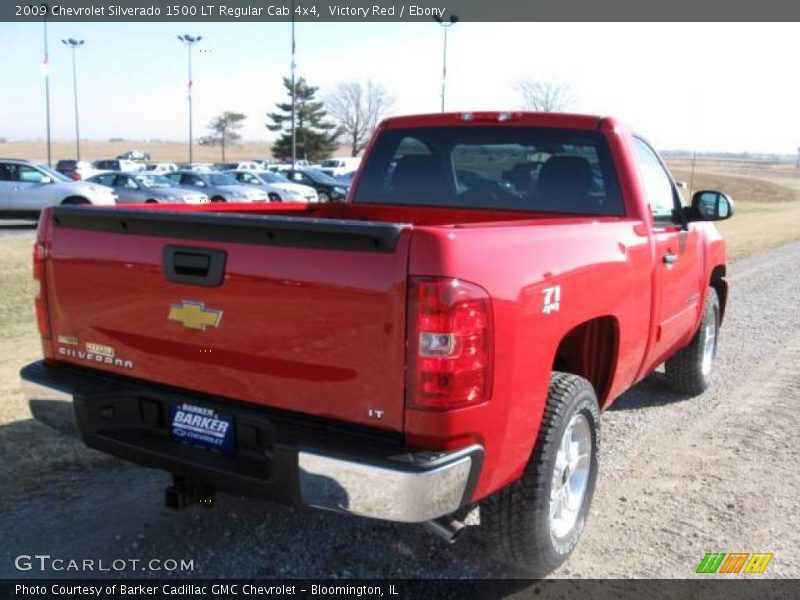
549,413,592,540
701,320,717,377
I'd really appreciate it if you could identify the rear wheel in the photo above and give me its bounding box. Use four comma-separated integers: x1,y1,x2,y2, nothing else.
665,287,719,395
268,193,281,202
211,196,226,203
481,372,600,576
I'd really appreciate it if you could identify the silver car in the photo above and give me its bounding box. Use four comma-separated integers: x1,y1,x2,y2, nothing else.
87,172,209,204
166,171,268,203
0,159,117,218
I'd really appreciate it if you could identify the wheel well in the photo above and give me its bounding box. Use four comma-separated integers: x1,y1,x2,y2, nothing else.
552,316,619,407
211,196,226,203
710,265,728,322
61,196,89,205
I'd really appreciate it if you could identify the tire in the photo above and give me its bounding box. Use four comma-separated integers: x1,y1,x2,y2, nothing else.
145,199,158,204
61,196,90,205
318,192,330,203
665,287,719,395
481,372,600,576
211,196,226,203
268,193,281,202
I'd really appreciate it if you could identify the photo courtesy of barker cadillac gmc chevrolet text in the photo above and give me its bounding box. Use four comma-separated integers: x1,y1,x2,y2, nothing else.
21,112,733,576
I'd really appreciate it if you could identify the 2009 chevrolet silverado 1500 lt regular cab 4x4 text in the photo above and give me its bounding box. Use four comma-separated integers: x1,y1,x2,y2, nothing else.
21,112,733,575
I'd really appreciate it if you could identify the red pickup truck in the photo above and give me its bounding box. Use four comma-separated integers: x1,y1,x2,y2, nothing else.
21,112,732,575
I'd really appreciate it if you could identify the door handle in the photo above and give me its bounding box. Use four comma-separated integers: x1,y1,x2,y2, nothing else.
663,252,678,265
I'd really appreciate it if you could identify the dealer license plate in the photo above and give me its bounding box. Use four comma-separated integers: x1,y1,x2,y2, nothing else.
170,402,234,453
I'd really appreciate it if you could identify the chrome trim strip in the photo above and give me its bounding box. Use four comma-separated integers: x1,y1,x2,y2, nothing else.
298,445,481,523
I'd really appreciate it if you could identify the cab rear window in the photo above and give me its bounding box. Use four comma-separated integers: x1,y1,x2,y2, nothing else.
353,126,624,216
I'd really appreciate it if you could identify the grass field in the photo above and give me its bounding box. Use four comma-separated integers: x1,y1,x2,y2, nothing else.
667,159,800,259
0,140,279,164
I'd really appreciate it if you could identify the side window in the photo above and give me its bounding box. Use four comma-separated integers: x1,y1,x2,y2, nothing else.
95,173,115,186
634,138,676,223
0,163,18,181
19,166,46,183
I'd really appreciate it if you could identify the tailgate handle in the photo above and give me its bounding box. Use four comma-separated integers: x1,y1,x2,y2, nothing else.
164,246,227,287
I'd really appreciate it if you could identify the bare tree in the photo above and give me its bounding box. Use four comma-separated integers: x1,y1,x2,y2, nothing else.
514,79,575,112
326,80,395,157
206,111,246,161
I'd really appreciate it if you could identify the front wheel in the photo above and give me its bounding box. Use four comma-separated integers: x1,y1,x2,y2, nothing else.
481,373,600,576
665,287,719,395
318,192,330,203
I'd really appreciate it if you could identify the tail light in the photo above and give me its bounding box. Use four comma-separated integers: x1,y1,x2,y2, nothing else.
33,215,52,340
407,277,493,409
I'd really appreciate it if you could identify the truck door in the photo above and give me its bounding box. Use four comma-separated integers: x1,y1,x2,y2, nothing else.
633,138,702,361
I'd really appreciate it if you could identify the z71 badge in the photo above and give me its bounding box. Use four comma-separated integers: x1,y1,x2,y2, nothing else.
542,285,561,314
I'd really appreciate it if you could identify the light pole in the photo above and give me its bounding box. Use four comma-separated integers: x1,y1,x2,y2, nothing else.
433,14,459,113
290,0,297,168
61,38,84,160
178,34,202,164
42,19,52,166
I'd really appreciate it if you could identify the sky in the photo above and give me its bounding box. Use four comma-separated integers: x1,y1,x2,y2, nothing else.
1,21,799,154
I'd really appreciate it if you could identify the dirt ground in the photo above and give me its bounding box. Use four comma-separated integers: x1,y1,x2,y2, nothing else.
0,220,797,580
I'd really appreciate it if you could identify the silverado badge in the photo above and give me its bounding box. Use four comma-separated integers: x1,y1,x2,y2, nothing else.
168,300,223,331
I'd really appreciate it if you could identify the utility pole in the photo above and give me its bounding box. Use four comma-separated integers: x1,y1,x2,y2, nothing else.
433,14,459,113
290,0,297,168
43,19,52,166
61,38,84,160
178,34,202,164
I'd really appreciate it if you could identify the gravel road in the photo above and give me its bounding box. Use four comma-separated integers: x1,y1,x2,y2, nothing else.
1,238,798,580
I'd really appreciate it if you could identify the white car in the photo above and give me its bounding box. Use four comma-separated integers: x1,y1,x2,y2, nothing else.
228,170,319,203
0,159,117,218
319,157,361,177
145,163,178,174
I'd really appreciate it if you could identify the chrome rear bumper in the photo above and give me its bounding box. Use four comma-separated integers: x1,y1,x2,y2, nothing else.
21,361,482,523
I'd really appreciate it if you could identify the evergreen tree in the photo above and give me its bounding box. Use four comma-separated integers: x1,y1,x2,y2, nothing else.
267,77,338,162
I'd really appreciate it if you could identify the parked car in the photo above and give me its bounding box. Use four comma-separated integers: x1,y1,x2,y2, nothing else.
284,169,349,202
145,163,178,174
20,112,733,576
334,171,357,186
87,172,209,204
227,169,318,202
319,157,361,177
0,159,116,217
117,150,151,162
212,162,261,172
93,159,143,172
165,171,268,202
178,163,214,173
54,159,103,181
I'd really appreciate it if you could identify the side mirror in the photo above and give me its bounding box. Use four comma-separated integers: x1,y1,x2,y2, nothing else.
690,190,734,222
40,176,53,184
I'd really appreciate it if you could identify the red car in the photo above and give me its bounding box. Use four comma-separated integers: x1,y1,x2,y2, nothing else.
22,112,732,575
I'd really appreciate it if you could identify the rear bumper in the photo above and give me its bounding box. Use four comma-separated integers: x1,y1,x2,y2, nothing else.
20,361,482,523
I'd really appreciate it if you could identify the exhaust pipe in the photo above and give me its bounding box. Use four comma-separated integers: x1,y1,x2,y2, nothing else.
423,516,466,544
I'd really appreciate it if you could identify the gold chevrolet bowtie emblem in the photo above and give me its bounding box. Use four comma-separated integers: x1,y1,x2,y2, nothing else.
168,301,222,331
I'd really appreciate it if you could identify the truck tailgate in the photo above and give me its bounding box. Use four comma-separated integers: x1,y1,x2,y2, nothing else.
45,207,412,432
